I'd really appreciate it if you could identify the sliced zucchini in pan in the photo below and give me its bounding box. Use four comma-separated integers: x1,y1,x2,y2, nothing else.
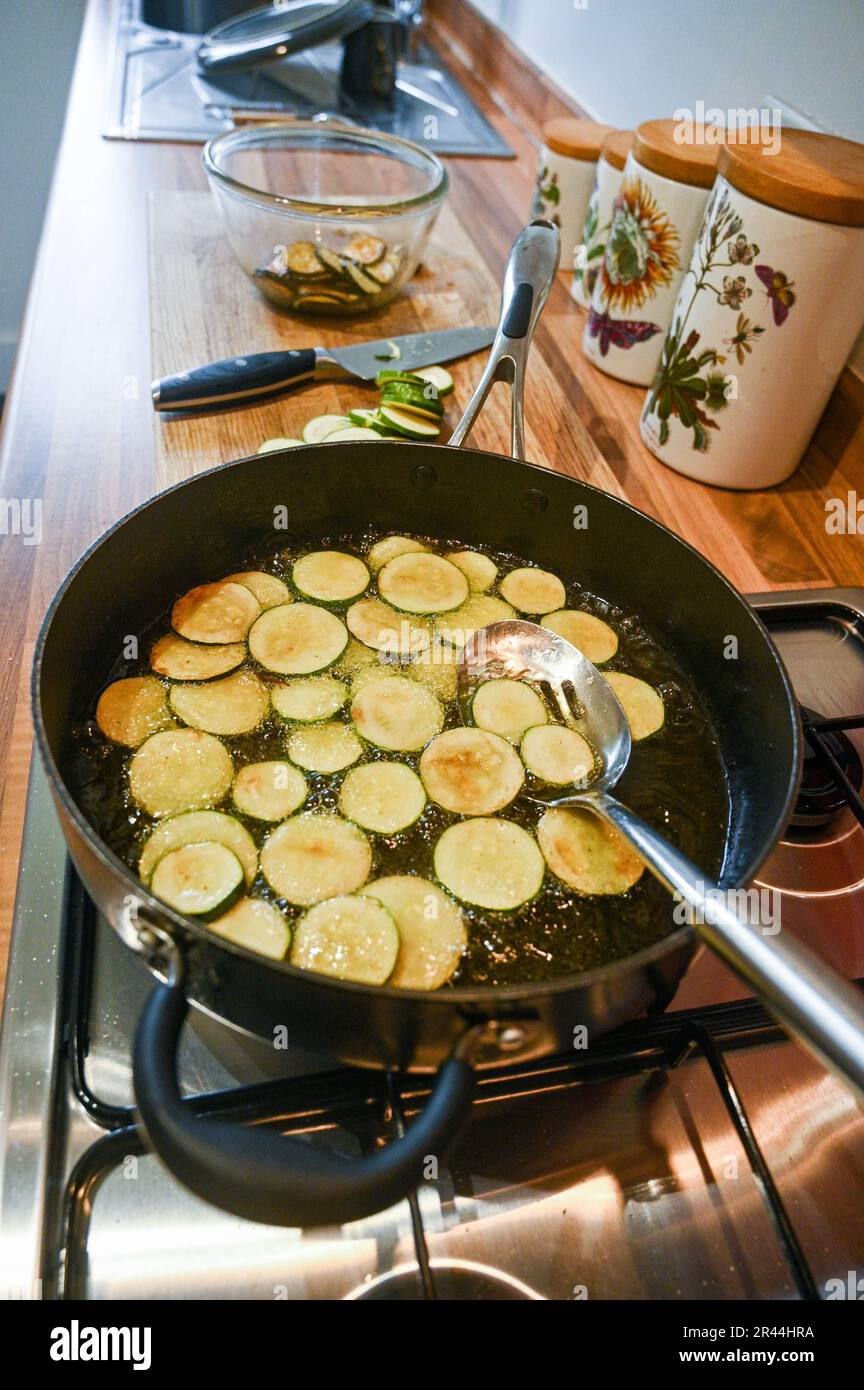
350,660,403,695
339,761,426,835
367,535,430,571
377,405,440,439
434,818,544,911
261,812,371,905
172,581,260,645
410,638,460,700
223,570,291,608
249,602,347,675
168,670,268,736
232,760,307,822
291,894,399,985
541,610,618,664
346,597,430,656
521,724,595,786
471,678,547,743
334,637,381,678
270,674,348,722
210,896,290,961
292,550,370,604
301,414,352,444
351,674,443,752
150,633,246,683
151,842,244,920
434,594,514,649
129,729,233,818
378,552,468,615
359,876,465,989
420,728,523,814
138,809,258,886
96,676,173,748
604,672,665,741
537,807,644,895
499,566,566,615
445,550,497,592
288,721,364,773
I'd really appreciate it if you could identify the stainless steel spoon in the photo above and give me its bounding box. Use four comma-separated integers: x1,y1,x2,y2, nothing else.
458,619,864,1099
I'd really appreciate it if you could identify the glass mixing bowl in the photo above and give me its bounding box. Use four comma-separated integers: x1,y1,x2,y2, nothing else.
202,121,449,316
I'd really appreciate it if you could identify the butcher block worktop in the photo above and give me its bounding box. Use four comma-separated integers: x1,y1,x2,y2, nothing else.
0,0,862,998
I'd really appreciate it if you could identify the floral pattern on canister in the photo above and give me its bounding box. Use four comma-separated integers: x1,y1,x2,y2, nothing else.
600,177,680,314
533,164,561,228
573,186,603,297
642,186,795,452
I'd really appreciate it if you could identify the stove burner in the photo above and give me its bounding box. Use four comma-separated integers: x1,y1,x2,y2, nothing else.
790,707,864,831
345,1260,544,1300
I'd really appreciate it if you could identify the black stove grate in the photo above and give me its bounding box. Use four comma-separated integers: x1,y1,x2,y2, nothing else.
801,712,864,829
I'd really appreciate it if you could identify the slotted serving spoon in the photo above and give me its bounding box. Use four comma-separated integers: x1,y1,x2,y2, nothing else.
458,618,864,1098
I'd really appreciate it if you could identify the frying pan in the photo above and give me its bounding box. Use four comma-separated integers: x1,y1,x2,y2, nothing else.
32,221,863,1230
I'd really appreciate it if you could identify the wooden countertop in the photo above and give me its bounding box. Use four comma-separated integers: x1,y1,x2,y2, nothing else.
0,0,862,997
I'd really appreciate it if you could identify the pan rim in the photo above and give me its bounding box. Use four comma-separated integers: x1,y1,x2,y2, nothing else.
31,441,803,1007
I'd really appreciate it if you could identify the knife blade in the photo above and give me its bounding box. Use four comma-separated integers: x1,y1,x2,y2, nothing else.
151,326,496,413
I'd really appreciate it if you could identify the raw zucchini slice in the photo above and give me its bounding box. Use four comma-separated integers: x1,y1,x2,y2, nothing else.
151,841,244,920
410,638,459,699
345,233,386,265
521,724,595,786
359,876,465,989
324,427,382,442
339,762,426,834
257,437,304,453
346,597,430,656
223,570,291,608
150,633,246,682
270,674,347,722
232,761,307,822
434,818,544,911
378,405,440,439
414,365,454,397
434,594,514,648
261,813,371,905
378,552,468,615
499,566,566,615
301,414,352,444
169,669,268,736
138,809,257,885
288,721,364,773
249,602,348,675
211,897,290,961
542,610,618,664
472,679,548,743
379,381,444,418
367,535,429,571
172,581,260,644
420,728,523,814
604,672,665,741
96,676,173,748
291,894,399,985
351,675,443,752
285,240,327,276
292,550,370,604
445,549,497,592
129,729,233,818
537,807,644,895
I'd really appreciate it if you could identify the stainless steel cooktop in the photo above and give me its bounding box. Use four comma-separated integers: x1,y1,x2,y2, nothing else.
1,588,863,1300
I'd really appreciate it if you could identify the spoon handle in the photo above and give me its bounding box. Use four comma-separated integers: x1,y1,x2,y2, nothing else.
594,792,864,1101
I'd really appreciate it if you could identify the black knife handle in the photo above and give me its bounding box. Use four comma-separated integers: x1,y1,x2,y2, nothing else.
152,348,318,412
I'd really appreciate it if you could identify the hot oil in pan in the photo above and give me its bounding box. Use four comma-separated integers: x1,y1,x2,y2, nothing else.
73,530,729,988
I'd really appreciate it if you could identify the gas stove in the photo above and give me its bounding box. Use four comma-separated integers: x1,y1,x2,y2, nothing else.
1,588,863,1301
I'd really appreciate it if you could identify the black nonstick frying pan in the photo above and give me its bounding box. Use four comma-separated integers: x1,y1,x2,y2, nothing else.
32,221,864,1229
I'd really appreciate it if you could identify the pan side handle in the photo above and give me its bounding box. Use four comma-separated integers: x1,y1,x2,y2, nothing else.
133,971,478,1229
449,218,560,461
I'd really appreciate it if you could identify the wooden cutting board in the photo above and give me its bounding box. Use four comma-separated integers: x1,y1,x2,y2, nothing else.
148,192,610,493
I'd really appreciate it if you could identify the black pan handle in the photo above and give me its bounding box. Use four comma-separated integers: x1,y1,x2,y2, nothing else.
133,974,478,1228
152,348,319,413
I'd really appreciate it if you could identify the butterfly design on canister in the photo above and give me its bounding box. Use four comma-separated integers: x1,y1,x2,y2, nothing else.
755,265,796,326
587,308,662,356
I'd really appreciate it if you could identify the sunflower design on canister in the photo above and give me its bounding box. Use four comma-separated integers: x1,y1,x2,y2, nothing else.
599,178,680,313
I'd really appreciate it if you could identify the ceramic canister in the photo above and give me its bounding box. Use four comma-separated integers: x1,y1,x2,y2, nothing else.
533,118,614,275
641,131,864,489
583,119,719,386
571,130,634,310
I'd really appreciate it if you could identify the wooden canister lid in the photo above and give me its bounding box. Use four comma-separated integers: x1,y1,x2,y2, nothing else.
600,129,634,172
718,129,864,226
542,117,615,161
633,119,720,189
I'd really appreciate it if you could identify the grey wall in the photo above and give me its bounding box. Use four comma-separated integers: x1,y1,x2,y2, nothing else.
0,0,86,391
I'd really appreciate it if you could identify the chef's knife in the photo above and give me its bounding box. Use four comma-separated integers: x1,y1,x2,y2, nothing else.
152,326,496,412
